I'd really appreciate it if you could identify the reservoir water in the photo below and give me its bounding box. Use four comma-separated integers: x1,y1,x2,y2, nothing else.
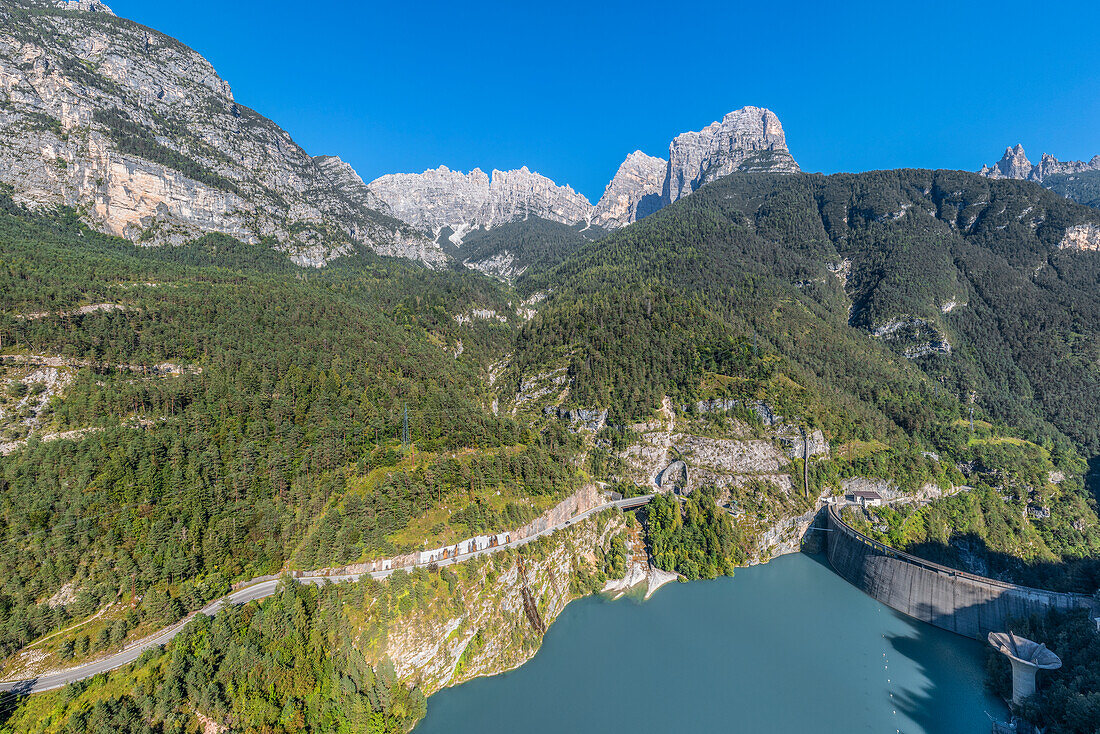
415,552,1005,733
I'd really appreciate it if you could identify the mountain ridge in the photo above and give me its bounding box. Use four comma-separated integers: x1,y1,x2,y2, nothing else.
0,0,445,267
366,106,801,245
979,144,1100,182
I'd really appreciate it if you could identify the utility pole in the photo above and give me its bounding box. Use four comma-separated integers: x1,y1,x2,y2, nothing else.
402,403,409,448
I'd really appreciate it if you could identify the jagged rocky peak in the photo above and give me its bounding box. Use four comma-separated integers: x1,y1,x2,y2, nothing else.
979,144,1034,180
664,106,799,204
979,144,1100,182
368,165,594,246
0,0,442,267
54,0,114,13
593,150,667,229
590,106,800,229
313,155,389,213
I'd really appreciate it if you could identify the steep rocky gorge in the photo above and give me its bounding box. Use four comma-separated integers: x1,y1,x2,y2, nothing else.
358,510,626,694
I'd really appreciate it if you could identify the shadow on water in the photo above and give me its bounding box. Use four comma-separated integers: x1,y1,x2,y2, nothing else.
806,547,1008,731
801,548,835,571
886,614,1005,733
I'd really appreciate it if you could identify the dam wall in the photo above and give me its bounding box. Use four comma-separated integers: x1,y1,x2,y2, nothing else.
826,505,1096,640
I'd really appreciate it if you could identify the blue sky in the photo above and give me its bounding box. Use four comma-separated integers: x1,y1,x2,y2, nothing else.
110,0,1100,202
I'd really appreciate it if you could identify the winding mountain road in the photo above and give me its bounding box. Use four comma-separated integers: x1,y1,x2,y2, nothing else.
0,495,652,694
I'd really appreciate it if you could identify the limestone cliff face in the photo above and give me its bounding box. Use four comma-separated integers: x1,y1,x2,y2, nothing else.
312,154,390,214
0,0,443,266
364,511,624,694
663,106,799,205
592,150,666,229
1060,223,1100,251
368,165,594,246
592,107,799,229
979,144,1100,182
375,107,800,237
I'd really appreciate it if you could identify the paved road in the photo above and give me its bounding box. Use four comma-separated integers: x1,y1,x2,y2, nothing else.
0,495,652,694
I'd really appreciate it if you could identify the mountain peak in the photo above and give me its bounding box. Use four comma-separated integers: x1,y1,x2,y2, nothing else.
368,166,593,246
980,145,1100,182
593,151,667,230
359,106,801,249
590,107,799,230
664,106,799,204
54,0,114,14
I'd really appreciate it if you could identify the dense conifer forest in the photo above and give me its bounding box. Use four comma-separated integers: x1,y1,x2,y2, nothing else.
3,167,1100,731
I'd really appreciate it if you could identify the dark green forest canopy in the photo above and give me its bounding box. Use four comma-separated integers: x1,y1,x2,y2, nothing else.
0,192,590,660
1,166,1100,732
514,169,1100,454
457,216,604,276
1,580,426,734
1043,169,1100,209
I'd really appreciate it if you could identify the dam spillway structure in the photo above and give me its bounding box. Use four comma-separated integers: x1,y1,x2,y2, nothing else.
987,632,1062,704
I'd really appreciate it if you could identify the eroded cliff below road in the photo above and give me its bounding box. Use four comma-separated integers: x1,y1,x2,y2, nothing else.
352,509,626,694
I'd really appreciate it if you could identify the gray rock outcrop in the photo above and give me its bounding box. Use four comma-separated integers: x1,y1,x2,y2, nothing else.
592,107,800,229
663,106,800,205
368,165,594,247
979,144,1100,182
313,154,390,214
0,0,443,266
657,459,690,493
592,150,666,229
1060,223,1100,251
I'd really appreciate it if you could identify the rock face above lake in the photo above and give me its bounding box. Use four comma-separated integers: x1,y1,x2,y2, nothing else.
368,166,594,247
0,0,442,266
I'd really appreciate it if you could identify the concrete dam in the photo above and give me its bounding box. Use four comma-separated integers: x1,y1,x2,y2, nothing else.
826,504,1097,640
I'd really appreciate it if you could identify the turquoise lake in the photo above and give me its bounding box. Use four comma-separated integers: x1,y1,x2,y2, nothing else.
415,552,1006,733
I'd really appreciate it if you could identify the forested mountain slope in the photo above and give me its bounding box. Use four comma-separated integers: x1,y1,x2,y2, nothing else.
3,168,1100,733
458,216,604,283
1044,170,1100,209
0,191,593,675
513,170,1100,453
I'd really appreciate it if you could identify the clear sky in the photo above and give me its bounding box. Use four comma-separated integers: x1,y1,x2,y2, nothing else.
109,0,1100,202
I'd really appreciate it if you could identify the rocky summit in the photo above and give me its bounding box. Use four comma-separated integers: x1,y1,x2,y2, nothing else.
979,144,1100,182
663,106,799,205
592,150,666,229
592,106,800,229
378,107,801,239
0,0,442,267
367,165,594,247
